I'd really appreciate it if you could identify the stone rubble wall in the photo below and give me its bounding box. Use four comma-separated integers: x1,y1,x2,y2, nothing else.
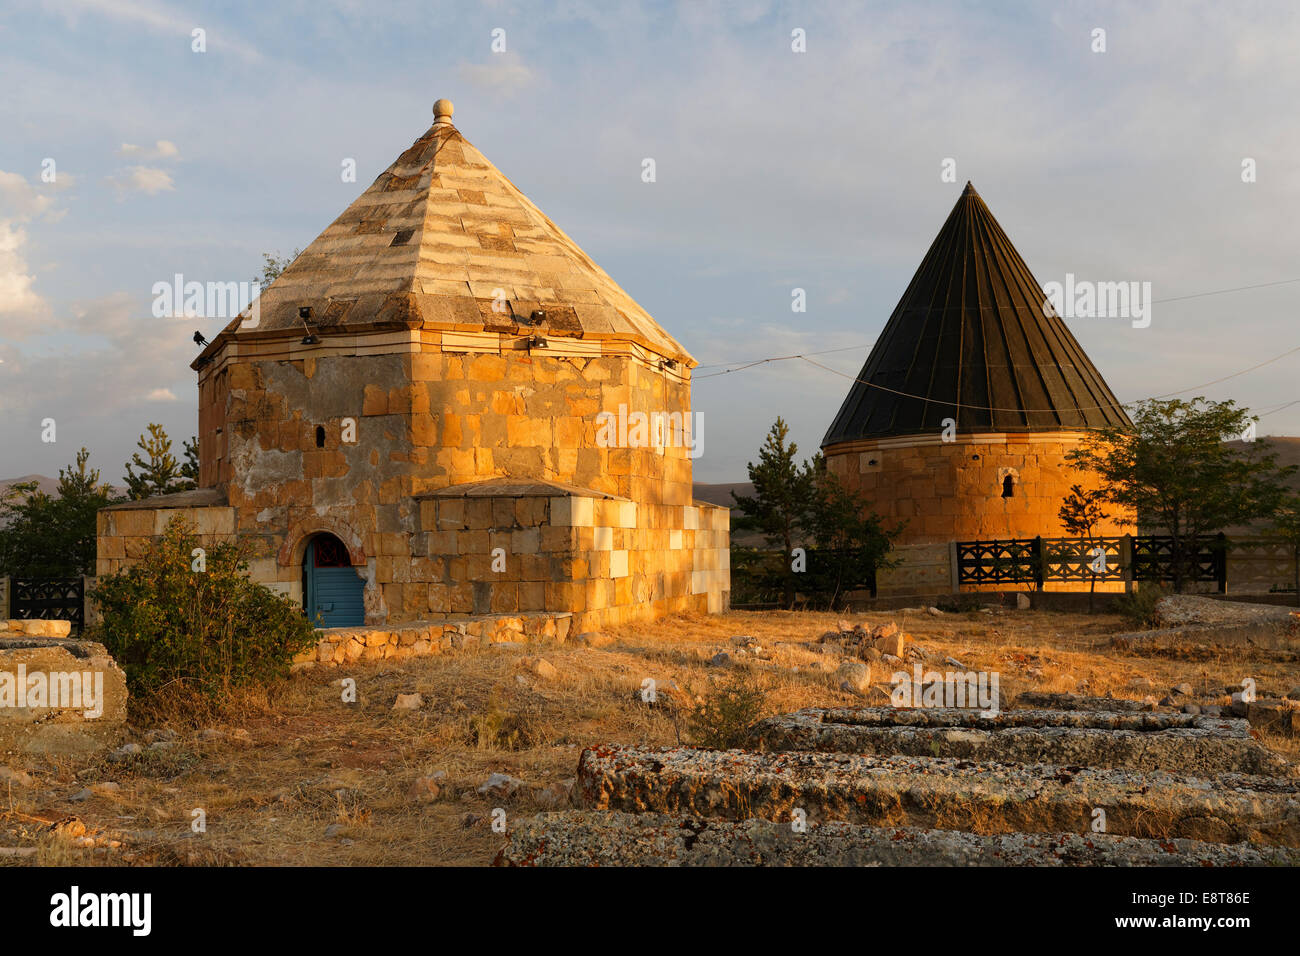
575,744,1300,846
291,611,574,669
748,707,1288,776
495,811,1300,867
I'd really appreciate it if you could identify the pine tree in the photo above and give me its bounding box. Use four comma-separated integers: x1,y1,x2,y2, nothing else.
124,424,195,500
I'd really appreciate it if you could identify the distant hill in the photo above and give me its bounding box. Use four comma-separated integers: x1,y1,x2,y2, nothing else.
0,474,126,504
693,481,766,546
0,474,61,499
1221,436,1300,536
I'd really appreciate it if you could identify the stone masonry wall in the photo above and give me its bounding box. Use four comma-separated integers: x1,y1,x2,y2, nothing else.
825,432,1133,546
189,345,720,623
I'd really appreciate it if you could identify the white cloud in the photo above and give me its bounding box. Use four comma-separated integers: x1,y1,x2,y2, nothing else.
145,387,178,401
0,170,64,335
458,56,539,98
119,139,180,160
108,165,175,197
44,0,261,62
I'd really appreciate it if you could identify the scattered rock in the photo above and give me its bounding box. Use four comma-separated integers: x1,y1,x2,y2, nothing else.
477,772,524,797
107,743,143,762
393,693,424,711
730,635,759,648
1159,696,1176,707
1172,682,1194,697
817,631,841,644
1015,593,1032,611
576,631,613,648
944,657,966,669
148,740,177,751
69,787,93,802
927,607,945,617
1287,687,1300,702
872,622,901,642
1203,705,1223,717
408,772,447,803
1182,704,1202,715
857,645,882,663
1245,699,1300,736
324,823,344,838
198,728,225,741
144,728,178,744
709,652,731,667
874,631,906,658
834,661,872,696
881,654,903,666
92,781,121,795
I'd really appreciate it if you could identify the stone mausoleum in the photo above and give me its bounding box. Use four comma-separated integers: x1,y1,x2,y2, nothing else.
98,99,729,635
822,183,1134,594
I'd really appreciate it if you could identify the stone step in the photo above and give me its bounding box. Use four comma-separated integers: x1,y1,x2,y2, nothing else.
576,745,1300,846
747,707,1289,776
496,811,1300,867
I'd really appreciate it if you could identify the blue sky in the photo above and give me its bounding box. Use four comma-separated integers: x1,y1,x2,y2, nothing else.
2,0,1299,485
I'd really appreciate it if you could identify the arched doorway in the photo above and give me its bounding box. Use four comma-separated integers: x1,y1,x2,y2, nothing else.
303,533,364,627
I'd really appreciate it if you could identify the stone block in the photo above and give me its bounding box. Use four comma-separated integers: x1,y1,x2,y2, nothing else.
0,638,128,755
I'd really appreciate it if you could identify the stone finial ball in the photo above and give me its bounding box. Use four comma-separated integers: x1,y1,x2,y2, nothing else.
433,98,454,121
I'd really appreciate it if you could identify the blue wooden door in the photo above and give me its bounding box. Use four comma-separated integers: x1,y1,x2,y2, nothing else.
304,536,364,627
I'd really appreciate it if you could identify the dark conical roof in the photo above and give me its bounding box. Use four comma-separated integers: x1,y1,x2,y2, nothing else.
822,182,1131,446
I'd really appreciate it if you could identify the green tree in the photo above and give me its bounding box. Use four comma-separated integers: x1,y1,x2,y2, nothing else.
805,457,902,609
1058,483,1110,612
1270,495,1300,607
1067,397,1293,592
181,436,200,485
731,418,814,607
0,448,117,577
124,424,196,500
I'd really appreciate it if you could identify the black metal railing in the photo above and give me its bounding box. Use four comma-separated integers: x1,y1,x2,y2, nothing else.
955,534,1226,591
11,577,85,630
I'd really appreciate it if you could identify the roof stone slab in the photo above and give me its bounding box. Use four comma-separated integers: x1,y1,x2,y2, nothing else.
204,100,691,365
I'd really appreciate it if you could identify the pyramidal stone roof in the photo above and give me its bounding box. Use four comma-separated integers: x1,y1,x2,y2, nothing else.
211,99,691,364
822,182,1131,446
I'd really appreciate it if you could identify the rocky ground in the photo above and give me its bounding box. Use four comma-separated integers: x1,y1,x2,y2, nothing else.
1,605,1298,866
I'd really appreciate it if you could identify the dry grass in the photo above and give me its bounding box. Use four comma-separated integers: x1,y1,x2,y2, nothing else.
2,606,1297,866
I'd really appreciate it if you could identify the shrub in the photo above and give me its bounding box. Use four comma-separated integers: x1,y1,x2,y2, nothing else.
90,517,317,700
686,672,769,750
1114,584,1167,629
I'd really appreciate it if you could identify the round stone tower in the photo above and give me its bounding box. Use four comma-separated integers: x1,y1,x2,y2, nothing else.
822,183,1134,591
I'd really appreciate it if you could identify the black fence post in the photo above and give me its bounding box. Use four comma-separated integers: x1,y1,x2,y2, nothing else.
1121,534,1134,593
1032,536,1045,591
